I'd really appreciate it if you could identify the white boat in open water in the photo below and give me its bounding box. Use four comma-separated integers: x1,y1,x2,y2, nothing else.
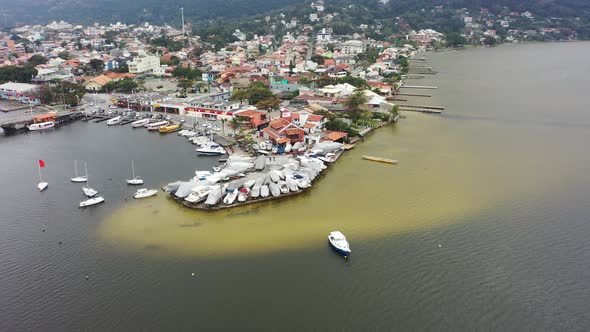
82,163,98,197
79,196,104,208
134,188,158,199
36,160,48,191
328,231,351,257
70,160,87,182
126,160,143,185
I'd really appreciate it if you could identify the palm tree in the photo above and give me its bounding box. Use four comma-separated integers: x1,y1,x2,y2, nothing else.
230,117,240,135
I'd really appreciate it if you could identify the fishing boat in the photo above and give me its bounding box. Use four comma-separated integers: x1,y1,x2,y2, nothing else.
106,116,122,125
36,160,48,191
133,188,158,199
131,119,150,128
328,231,351,257
79,195,105,208
196,144,227,156
126,160,143,185
278,181,289,194
158,123,180,133
237,188,250,202
146,121,169,131
223,189,239,205
28,121,55,131
260,184,269,198
82,163,98,197
70,160,87,182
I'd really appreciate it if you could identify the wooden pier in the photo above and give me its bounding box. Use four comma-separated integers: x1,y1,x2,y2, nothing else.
401,85,438,89
398,108,442,114
398,104,445,111
396,93,431,98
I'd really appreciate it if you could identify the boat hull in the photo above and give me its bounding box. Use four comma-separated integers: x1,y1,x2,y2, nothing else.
329,241,351,257
28,122,55,131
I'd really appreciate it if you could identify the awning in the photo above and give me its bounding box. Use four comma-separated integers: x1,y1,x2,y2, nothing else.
276,137,290,144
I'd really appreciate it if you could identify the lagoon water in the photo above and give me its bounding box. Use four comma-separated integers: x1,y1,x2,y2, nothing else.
1,42,590,331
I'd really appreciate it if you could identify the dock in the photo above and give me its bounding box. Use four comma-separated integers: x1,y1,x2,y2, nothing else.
396,93,431,98
401,85,438,89
398,108,442,114
362,155,399,164
398,104,445,111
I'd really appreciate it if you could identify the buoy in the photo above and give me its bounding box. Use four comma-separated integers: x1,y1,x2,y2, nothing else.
438,244,442,248
59,241,62,245
191,273,195,276
85,275,89,280
42,229,46,232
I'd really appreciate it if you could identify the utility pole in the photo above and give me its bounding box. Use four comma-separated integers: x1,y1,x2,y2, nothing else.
180,7,185,35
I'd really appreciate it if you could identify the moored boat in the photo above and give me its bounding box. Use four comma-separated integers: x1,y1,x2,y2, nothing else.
133,188,158,199
260,184,269,198
196,144,227,156
158,123,180,133
146,121,169,131
106,116,122,125
223,189,239,205
328,231,351,257
279,181,289,194
79,196,105,208
237,188,250,202
126,160,143,185
131,119,150,128
70,160,87,182
28,121,55,131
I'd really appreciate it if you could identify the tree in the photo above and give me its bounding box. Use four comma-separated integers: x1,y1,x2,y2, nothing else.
177,78,194,91
58,51,71,60
88,59,105,74
255,97,281,115
345,90,369,123
230,117,240,134
310,54,325,65
246,82,274,105
28,54,48,66
0,65,38,84
483,36,497,46
445,32,467,47
103,78,138,93
220,118,227,135
230,89,249,103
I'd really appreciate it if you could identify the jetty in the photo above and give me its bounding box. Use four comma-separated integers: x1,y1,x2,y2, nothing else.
396,93,431,98
398,104,445,111
362,156,399,164
398,108,442,114
401,85,438,89
0,111,83,134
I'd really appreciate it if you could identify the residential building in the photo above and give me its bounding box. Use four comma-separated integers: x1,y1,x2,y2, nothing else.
261,118,305,144
128,52,161,74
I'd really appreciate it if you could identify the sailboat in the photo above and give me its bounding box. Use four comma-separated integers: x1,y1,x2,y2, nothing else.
82,162,98,197
70,160,87,183
126,160,144,185
37,159,48,192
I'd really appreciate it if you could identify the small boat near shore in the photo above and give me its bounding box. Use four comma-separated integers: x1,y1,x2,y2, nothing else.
362,155,399,164
126,160,143,185
106,116,122,125
146,121,169,131
196,144,227,156
131,119,150,128
237,188,250,202
70,160,87,182
328,231,351,257
134,188,158,199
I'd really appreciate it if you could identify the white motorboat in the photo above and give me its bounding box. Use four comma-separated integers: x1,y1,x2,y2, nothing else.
257,149,270,155
318,152,338,163
328,231,351,257
269,182,281,197
178,129,188,136
285,142,292,153
204,188,223,205
286,178,299,192
278,181,289,194
82,163,98,197
70,160,87,182
126,160,144,185
237,188,250,202
28,121,55,131
251,185,261,198
133,188,158,199
259,142,266,150
271,147,278,154
131,119,150,128
36,160,48,191
223,189,239,205
260,184,269,198
196,144,227,156
106,116,122,125
79,196,105,208
243,180,255,188
185,185,216,203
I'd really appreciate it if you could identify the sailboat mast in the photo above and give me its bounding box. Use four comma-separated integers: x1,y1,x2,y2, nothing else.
132,160,135,178
85,162,89,188
74,160,78,177
38,162,43,182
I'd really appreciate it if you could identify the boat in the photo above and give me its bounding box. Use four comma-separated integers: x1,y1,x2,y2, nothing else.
237,188,250,202
243,180,255,188
318,152,338,163
269,182,281,197
185,185,216,203
133,188,158,199
223,189,239,205
260,184,269,198
146,121,169,131
285,178,299,192
251,185,261,198
37,160,48,191
158,123,180,133
177,129,188,136
131,119,150,128
278,181,289,194
70,160,87,182
28,121,55,131
204,188,223,206
106,116,122,125
285,142,292,153
259,142,266,150
126,160,143,185
328,231,351,257
82,163,98,197
257,149,270,155
362,155,399,164
79,196,105,208
196,144,227,156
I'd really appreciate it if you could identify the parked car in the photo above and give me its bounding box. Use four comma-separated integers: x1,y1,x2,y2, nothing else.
165,115,171,121
135,113,141,118
151,114,158,119
179,118,185,123
157,114,164,119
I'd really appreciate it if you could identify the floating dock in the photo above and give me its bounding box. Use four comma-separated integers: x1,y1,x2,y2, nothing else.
396,93,431,98
398,108,442,114
401,85,438,89
362,156,399,164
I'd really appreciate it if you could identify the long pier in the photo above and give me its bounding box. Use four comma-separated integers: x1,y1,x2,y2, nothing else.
399,108,442,114
398,104,445,110
396,93,431,97
0,111,83,134
401,85,438,89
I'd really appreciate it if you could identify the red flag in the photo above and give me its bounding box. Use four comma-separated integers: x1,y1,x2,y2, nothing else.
38,160,46,168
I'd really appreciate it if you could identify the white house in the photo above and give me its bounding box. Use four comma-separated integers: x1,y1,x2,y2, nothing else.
128,52,161,74
340,40,365,55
